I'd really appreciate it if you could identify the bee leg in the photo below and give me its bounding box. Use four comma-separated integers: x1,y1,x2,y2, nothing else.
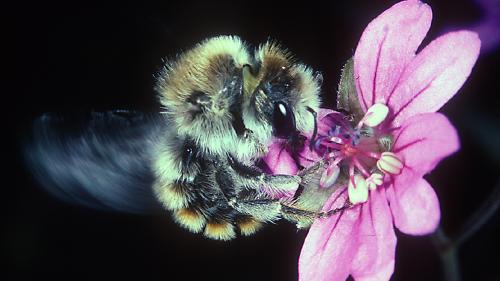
212,169,282,230
280,200,352,219
227,155,300,193
227,198,282,222
227,196,352,225
297,158,327,185
280,200,353,228
213,168,238,202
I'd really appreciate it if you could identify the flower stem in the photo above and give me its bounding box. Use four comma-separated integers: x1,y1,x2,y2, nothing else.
453,180,500,246
432,180,500,281
441,245,461,281
432,228,461,281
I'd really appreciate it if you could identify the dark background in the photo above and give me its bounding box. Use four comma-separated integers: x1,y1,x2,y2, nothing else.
8,0,500,280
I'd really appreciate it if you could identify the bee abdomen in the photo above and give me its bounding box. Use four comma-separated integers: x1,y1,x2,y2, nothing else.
174,201,265,240
153,181,194,210
203,220,237,241
173,207,207,233
236,216,263,236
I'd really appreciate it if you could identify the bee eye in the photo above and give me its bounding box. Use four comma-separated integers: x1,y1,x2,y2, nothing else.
273,102,296,139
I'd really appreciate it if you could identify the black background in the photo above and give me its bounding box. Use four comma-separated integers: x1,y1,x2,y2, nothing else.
8,0,500,280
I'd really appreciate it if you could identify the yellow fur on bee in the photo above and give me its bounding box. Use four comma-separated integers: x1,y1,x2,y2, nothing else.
154,182,191,211
203,220,236,241
174,208,206,233
237,217,263,236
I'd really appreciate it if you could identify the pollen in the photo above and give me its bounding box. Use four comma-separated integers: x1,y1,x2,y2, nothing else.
204,220,236,241
237,216,263,236
174,208,206,233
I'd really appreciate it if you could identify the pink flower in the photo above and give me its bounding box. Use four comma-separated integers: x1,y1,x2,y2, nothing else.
264,1,480,280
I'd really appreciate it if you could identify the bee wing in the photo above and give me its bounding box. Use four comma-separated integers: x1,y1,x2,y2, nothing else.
24,110,165,214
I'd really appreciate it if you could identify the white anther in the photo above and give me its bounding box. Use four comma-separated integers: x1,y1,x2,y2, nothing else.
359,103,389,128
320,164,340,189
366,173,384,190
348,174,369,204
377,152,404,175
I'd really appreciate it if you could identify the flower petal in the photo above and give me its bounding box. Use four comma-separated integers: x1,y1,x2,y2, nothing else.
354,0,432,111
388,31,481,126
350,188,396,281
298,140,322,168
393,113,459,176
262,140,298,175
315,109,349,137
387,173,440,235
299,189,361,281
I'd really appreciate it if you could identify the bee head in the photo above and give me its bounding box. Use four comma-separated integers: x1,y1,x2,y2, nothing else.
156,37,322,159
242,41,322,145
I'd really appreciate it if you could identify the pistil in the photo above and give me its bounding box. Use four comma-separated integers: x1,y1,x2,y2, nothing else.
316,103,404,204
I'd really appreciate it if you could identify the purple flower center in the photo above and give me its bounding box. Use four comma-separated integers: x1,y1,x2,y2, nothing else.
314,104,403,204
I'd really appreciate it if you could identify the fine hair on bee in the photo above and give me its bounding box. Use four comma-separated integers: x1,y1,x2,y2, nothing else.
24,35,350,241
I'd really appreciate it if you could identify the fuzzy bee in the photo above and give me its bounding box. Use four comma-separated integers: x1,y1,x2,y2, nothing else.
25,36,343,241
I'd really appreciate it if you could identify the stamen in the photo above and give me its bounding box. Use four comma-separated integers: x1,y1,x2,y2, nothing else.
320,164,340,189
348,174,368,204
353,158,370,177
359,150,381,160
377,152,403,175
328,126,341,137
332,156,344,165
366,173,384,190
378,134,393,152
323,141,343,150
357,103,389,128
314,108,399,205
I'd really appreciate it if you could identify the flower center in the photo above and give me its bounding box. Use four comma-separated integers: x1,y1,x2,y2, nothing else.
314,104,403,204
342,144,358,158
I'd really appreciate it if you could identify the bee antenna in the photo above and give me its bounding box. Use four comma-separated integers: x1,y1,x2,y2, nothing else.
307,107,318,151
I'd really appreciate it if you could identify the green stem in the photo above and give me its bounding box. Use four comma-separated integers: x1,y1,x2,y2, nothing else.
432,228,461,281
453,180,500,246
432,180,500,281
441,245,461,281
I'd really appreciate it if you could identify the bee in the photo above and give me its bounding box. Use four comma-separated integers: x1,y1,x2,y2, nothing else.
25,36,342,241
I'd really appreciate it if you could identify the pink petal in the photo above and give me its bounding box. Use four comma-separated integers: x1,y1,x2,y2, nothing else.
298,139,322,168
316,109,345,137
388,31,481,126
387,173,441,235
318,108,335,120
393,113,459,176
262,140,298,175
350,188,396,281
354,0,432,111
299,189,361,281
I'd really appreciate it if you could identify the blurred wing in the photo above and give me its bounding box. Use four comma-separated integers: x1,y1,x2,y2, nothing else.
24,110,166,214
